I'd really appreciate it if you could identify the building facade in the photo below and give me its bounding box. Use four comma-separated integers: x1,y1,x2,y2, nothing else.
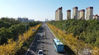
86,7,93,20
79,9,85,20
72,7,78,19
55,7,63,21
93,15,99,20
67,10,71,19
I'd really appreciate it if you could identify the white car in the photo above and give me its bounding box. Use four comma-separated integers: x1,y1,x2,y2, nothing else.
38,50,43,55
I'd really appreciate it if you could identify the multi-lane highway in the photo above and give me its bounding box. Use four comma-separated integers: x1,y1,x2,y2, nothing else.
26,23,67,55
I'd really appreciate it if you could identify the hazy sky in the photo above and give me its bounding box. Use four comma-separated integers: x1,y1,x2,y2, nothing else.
0,0,99,21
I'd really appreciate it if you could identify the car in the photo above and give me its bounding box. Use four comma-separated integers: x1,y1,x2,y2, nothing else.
38,50,43,55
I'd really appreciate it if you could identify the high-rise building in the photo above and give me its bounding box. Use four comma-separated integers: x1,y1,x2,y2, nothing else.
72,7,78,19
86,7,93,20
78,11,80,19
58,7,63,20
55,10,58,21
67,10,71,19
93,14,99,20
55,7,63,21
79,9,85,20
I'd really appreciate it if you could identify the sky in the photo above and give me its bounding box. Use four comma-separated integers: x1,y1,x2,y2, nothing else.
0,0,99,21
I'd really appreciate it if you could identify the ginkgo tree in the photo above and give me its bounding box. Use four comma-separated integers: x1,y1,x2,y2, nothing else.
47,23,99,55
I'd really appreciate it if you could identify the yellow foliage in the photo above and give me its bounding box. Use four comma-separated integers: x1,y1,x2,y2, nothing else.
47,23,99,55
0,24,41,55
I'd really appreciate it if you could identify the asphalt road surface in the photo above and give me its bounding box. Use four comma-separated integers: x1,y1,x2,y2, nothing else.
26,23,67,55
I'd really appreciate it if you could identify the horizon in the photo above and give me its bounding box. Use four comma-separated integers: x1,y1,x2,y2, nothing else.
0,0,99,21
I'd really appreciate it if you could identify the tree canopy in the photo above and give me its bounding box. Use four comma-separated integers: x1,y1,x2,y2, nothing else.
49,19,99,47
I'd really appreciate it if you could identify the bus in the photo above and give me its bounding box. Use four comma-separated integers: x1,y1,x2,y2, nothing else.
53,38,64,52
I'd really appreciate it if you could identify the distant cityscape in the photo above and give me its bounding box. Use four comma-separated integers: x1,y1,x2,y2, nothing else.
55,6,99,21
18,17,34,22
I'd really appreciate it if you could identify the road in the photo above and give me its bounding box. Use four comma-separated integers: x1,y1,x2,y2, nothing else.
26,23,67,55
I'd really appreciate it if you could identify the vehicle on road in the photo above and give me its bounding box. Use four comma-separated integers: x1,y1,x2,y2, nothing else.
38,50,44,55
53,38,64,52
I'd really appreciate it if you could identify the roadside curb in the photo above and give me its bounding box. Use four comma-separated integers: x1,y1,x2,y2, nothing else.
25,26,41,55
46,24,56,38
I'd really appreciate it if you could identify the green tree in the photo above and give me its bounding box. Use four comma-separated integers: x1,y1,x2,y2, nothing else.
0,27,12,45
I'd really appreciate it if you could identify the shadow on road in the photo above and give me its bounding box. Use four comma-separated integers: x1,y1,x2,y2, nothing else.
64,45,76,55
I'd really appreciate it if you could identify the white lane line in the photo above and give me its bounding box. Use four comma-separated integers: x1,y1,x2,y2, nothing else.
43,31,48,55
